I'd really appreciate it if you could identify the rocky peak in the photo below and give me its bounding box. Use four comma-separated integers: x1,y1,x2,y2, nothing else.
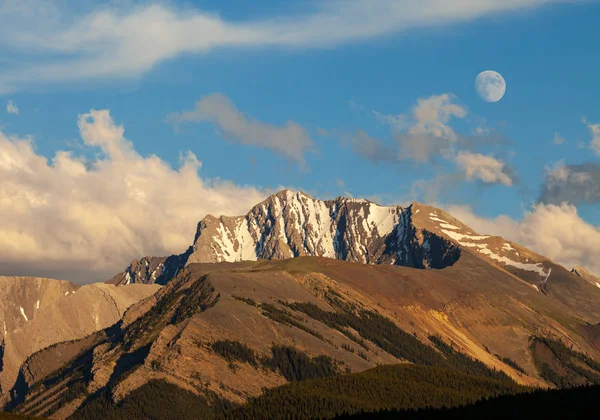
186,190,458,269
107,248,192,286
111,190,462,285
572,266,600,288
112,190,578,289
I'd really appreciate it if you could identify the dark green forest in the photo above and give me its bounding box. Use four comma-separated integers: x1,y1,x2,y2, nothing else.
530,335,600,387
68,364,526,420
0,414,37,420
223,364,524,420
342,383,600,419
211,341,342,382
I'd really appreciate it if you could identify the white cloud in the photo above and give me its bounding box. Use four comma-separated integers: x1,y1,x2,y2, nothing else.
552,132,565,145
167,93,314,165
0,109,270,282
353,93,513,186
372,109,407,130
455,151,513,186
6,100,19,115
540,161,600,204
0,0,577,92
397,93,467,161
583,117,600,156
368,93,468,162
446,202,600,277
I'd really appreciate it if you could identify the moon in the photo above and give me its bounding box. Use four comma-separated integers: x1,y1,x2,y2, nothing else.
475,70,506,103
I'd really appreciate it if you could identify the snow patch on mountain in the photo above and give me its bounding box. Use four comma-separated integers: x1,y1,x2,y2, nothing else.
441,230,490,242
477,244,547,277
19,307,28,322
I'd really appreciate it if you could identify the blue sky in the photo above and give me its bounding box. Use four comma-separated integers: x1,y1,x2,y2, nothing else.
1,0,600,281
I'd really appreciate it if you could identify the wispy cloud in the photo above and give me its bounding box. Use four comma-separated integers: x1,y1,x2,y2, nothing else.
166,93,315,166
539,161,600,205
0,0,577,92
6,100,19,115
552,132,565,145
583,117,600,156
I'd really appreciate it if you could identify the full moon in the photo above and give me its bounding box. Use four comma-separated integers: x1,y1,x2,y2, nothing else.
475,70,506,103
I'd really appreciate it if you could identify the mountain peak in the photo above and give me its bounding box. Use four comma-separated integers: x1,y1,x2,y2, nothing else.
572,265,600,288
109,192,581,297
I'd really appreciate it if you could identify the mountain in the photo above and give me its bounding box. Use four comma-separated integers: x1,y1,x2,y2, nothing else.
107,251,192,287
8,251,600,418
0,276,160,401
110,190,599,317
106,190,507,284
572,266,600,288
5,190,600,418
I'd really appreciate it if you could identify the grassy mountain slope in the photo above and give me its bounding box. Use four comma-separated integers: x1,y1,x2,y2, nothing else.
5,254,600,418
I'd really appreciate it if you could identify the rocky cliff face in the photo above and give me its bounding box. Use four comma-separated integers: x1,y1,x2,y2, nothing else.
107,249,192,286
188,190,462,267
111,190,461,285
109,189,599,310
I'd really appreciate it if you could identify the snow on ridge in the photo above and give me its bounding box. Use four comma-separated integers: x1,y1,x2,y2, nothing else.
479,246,547,277
19,307,28,322
212,219,260,262
442,229,548,278
439,223,459,230
235,218,259,261
214,222,234,260
367,204,396,237
441,229,490,242
425,212,462,231
502,243,515,252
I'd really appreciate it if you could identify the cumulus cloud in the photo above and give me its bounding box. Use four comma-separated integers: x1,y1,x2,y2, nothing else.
446,202,600,277
351,94,467,163
350,94,514,186
539,161,600,204
0,0,577,92
0,109,270,282
167,93,314,166
583,118,600,156
454,151,514,186
395,93,467,162
6,100,19,115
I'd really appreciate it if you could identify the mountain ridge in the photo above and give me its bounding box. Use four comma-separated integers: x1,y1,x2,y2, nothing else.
9,251,600,418
108,190,597,300
0,275,160,401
